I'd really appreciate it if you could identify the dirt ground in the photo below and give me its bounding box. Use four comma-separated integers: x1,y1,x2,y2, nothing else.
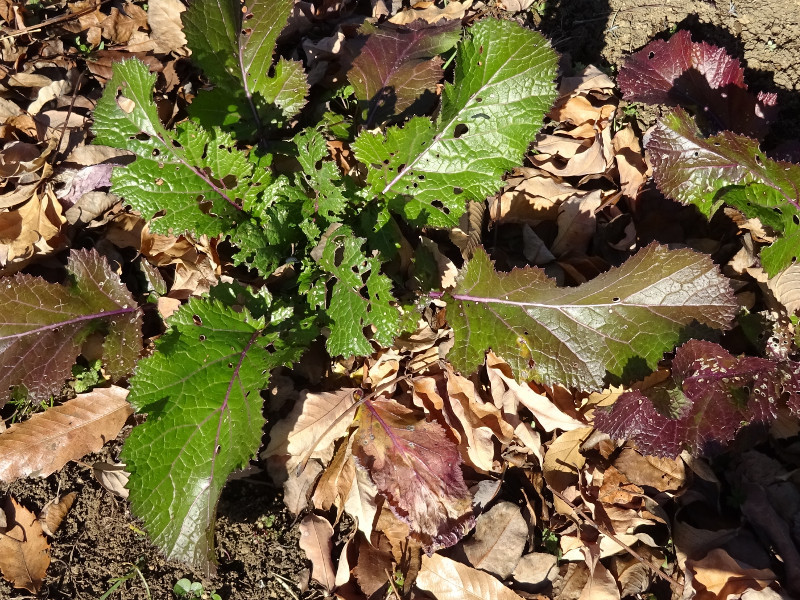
2,0,799,598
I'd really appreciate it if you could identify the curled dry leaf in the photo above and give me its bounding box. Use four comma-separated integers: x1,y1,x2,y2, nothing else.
92,462,131,499
0,496,50,593
416,553,525,600
0,386,132,483
38,492,77,537
298,514,336,591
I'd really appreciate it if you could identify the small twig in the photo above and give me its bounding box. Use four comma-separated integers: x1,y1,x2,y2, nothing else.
268,571,300,600
549,487,684,591
385,568,402,600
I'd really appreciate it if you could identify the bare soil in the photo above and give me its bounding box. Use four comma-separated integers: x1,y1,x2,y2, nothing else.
2,0,799,598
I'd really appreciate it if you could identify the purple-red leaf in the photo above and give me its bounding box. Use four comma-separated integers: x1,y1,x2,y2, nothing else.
0,249,141,408
347,20,461,127
645,108,800,274
352,398,474,552
618,30,776,138
596,340,800,457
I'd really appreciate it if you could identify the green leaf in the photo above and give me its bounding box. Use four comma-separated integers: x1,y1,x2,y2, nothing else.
93,59,270,238
447,244,738,389
121,298,305,574
317,227,399,357
183,0,308,132
353,18,558,227
645,108,800,274
293,128,351,222
0,249,141,408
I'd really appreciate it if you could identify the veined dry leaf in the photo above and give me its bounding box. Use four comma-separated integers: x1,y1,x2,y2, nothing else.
92,462,130,498
0,496,50,593
0,386,132,483
38,492,77,537
767,263,800,316
551,190,602,257
344,463,380,540
147,0,188,54
463,501,528,579
613,124,648,199
416,553,525,600
312,439,356,515
262,388,359,473
298,514,336,591
613,448,685,493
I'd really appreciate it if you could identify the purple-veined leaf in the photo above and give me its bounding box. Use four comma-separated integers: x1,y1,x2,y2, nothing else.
121,297,308,574
352,397,475,552
347,20,461,127
595,340,800,457
0,249,141,408
645,108,800,274
446,244,737,389
618,30,776,138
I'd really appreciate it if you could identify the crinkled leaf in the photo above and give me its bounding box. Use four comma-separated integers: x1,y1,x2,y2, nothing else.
183,0,307,131
0,249,141,408
92,59,270,238
447,244,737,389
595,340,800,457
0,386,132,483
347,20,460,126
645,108,800,274
353,18,557,227
318,228,399,357
353,398,475,552
294,128,351,223
618,30,775,137
121,298,306,574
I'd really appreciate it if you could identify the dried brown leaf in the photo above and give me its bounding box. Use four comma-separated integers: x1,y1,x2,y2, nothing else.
38,492,77,537
416,553,525,600
0,496,50,593
91,461,130,499
463,501,528,579
299,514,336,591
388,0,472,24
0,386,132,483
767,263,800,316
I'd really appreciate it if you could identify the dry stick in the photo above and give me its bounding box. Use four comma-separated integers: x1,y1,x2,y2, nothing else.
384,568,402,600
548,486,685,591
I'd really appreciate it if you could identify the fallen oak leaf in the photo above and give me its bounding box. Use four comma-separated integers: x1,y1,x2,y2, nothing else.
0,496,50,593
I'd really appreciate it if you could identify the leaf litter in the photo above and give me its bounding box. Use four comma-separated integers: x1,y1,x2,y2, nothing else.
1,0,799,598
